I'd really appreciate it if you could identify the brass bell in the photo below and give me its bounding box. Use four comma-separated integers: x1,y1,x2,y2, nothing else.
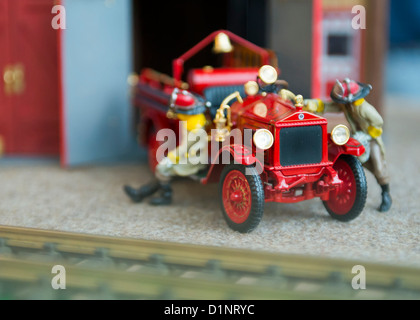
213,32,233,54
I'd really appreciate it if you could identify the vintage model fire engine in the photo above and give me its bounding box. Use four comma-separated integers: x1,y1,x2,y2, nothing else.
133,30,367,233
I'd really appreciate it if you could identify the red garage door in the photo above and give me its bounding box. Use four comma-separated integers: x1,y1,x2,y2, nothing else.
0,0,60,155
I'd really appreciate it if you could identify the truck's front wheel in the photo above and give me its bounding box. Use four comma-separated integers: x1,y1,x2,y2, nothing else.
323,155,367,221
219,164,264,233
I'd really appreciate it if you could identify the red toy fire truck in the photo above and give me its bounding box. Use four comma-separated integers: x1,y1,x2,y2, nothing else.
133,30,367,233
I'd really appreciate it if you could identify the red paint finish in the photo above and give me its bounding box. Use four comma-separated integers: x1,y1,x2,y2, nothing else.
231,94,295,124
323,157,357,214
173,30,270,83
201,144,261,185
134,83,176,147
222,170,252,224
136,31,273,161
264,164,341,203
311,0,322,98
328,136,365,163
232,94,326,126
0,0,12,153
0,0,60,155
147,131,161,173
188,67,259,94
174,91,195,107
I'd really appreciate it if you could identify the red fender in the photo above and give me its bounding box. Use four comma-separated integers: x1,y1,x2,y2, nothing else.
328,136,366,163
201,144,262,184
140,109,175,147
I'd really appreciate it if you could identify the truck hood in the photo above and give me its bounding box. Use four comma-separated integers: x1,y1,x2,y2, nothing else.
234,94,326,126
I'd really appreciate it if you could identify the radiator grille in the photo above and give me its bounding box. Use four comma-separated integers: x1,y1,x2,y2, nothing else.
280,126,323,166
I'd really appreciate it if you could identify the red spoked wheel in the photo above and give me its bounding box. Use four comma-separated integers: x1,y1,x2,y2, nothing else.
219,164,264,233
323,155,367,221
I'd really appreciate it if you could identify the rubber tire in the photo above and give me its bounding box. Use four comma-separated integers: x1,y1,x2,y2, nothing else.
323,155,367,222
219,164,265,233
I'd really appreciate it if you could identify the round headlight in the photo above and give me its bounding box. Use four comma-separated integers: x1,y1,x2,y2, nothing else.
253,129,274,150
331,125,350,145
258,65,278,85
244,81,259,96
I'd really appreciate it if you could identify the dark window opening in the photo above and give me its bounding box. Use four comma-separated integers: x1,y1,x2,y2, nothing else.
132,0,267,76
327,35,351,56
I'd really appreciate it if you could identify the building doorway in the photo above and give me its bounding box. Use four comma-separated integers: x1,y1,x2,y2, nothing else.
0,0,60,156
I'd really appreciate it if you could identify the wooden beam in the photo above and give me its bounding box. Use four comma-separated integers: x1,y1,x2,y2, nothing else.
364,0,389,115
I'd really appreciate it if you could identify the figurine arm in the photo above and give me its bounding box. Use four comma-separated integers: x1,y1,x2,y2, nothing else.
304,99,342,114
167,121,189,164
359,101,384,138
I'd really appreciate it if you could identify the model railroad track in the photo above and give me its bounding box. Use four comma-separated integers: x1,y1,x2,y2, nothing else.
0,225,419,299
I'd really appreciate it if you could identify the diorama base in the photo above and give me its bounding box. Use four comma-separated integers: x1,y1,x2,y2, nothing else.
0,98,418,267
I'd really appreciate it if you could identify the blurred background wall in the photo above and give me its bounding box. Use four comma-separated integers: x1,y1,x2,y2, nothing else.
386,0,420,101
62,0,138,166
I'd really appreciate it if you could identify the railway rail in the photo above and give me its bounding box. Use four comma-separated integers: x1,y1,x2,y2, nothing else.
0,225,419,299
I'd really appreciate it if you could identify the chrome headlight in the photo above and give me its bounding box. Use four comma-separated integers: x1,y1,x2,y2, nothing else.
258,65,278,85
244,81,259,96
331,125,350,145
253,129,274,150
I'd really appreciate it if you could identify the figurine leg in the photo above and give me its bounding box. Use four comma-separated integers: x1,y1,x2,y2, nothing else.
123,180,160,203
149,182,172,206
363,140,392,212
378,184,392,212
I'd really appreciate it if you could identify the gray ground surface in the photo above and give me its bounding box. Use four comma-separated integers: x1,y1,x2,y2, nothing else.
0,99,419,267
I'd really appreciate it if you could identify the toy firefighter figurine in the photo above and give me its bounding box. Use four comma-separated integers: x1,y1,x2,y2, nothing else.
305,78,392,212
124,88,208,205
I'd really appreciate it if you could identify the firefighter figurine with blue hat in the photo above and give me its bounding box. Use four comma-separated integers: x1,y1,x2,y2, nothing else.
124,88,208,205
305,78,392,212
